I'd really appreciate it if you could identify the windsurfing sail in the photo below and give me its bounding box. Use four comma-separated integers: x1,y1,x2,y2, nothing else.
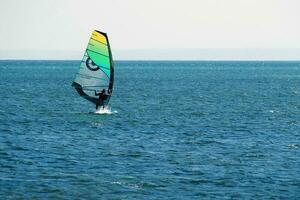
72,30,114,107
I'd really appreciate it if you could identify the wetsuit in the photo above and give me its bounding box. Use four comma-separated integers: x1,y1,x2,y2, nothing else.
95,90,106,109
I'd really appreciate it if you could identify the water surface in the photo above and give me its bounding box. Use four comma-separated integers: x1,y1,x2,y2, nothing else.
0,60,299,199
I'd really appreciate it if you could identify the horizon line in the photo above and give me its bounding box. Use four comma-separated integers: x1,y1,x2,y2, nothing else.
1,48,300,60
1,59,300,62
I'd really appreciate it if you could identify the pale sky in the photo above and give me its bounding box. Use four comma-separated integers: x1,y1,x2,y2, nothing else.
0,0,299,60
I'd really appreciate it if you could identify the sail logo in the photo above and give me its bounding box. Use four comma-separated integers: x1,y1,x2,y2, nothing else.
86,57,100,71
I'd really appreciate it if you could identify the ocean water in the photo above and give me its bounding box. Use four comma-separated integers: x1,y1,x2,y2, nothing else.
0,60,299,199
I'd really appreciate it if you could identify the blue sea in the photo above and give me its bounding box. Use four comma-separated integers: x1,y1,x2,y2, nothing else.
0,60,299,199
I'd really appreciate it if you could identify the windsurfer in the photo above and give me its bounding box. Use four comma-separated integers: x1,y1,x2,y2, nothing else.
95,89,109,109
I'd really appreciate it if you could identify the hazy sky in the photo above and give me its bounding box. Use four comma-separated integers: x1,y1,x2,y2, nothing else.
0,0,299,59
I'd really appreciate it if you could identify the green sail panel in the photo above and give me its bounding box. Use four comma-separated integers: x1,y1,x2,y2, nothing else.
86,50,110,77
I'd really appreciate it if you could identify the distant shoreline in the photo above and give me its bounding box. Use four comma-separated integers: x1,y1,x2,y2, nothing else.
1,48,300,61
0,59,300,62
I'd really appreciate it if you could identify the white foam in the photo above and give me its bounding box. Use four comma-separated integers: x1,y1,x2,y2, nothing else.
95,106,118,115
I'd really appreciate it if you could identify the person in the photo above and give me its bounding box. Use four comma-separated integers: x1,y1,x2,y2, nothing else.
95,89,107,109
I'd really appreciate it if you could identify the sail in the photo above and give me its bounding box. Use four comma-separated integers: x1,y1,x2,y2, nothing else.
72,30,114,106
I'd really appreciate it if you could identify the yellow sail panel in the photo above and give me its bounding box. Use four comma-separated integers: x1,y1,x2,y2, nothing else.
87,40,109,56
91,31,107,45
